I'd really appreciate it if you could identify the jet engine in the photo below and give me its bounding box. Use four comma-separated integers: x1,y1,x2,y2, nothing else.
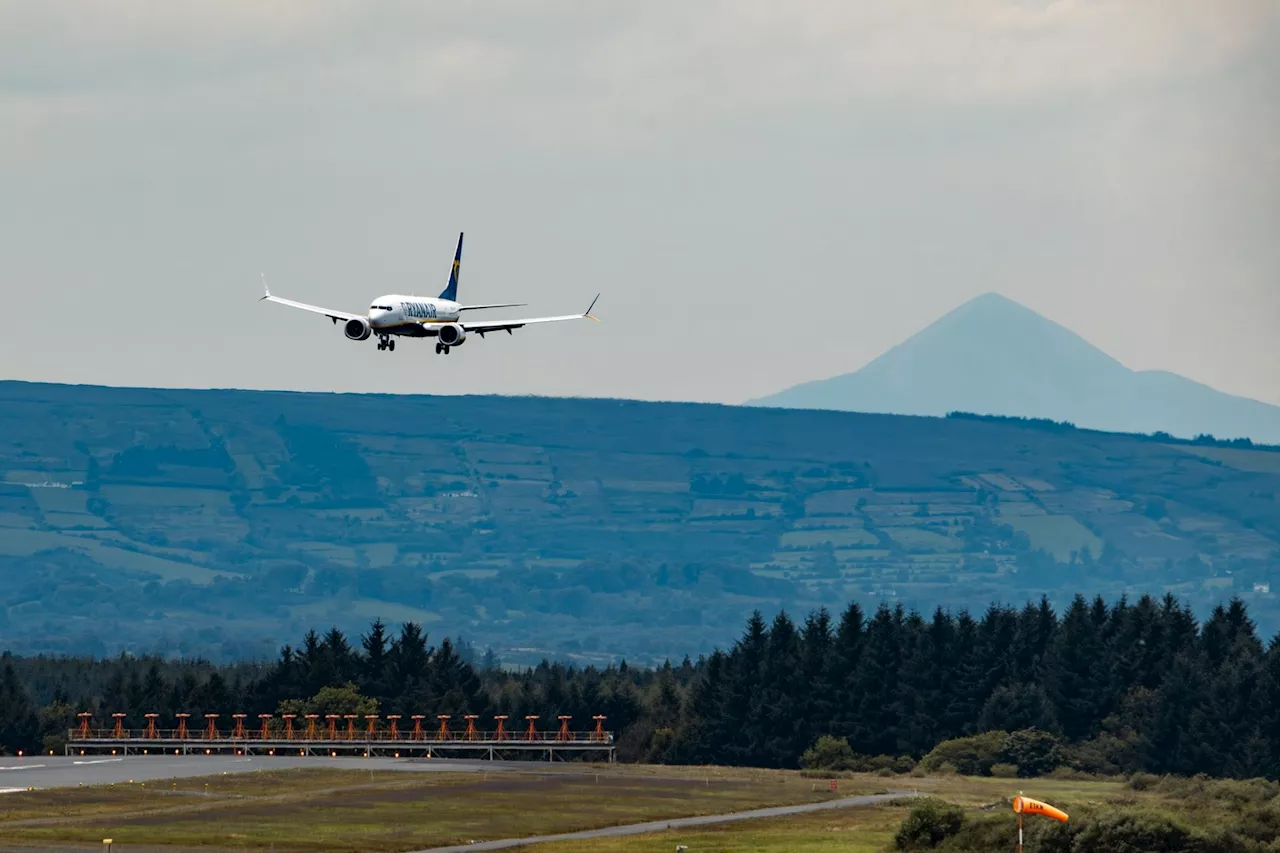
437,323,467,346
344,317,372,341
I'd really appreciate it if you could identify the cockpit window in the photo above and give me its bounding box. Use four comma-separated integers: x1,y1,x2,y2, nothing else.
370,305,393,311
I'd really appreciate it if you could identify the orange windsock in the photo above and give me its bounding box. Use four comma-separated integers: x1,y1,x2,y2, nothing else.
1012,796,1068,822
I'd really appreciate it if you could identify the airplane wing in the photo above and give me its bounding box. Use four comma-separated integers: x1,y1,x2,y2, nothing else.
461,295,600,336
258,279,362,324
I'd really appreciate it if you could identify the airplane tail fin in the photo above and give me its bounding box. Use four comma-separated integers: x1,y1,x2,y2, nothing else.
438,232,463,301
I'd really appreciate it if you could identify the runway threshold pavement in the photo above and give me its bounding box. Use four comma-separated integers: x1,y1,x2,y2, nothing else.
0,754,495,791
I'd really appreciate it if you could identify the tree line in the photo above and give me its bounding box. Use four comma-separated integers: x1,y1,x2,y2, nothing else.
3,592,1279,780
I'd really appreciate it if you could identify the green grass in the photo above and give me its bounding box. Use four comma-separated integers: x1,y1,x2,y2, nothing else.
1171,444,1280,474
100,485,234,508
780,529,879,548
691,499,782,518
536,803,901,853
804,489,873,515
290,601,442,625
793,516,870,530
882,527,957,552
41,512,113,529
0,765,880,853
525,773,1183,853
28,487,91,514
1001,514,1104,561
0,530,229,584
9,766,1234,853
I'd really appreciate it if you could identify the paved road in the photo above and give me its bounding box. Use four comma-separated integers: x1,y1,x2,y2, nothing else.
0,754,497,791
411,791,919,853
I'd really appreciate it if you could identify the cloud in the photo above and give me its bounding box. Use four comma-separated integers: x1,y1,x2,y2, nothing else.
3,0,1276,157
0,0,1275,407
4,1,1274,107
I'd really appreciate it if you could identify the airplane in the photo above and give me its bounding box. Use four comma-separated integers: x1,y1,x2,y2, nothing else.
259,232,599,354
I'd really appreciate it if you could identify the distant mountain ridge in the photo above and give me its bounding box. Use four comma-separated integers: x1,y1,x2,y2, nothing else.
749,293,1280,444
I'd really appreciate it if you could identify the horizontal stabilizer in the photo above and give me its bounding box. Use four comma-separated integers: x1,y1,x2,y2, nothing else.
457,303,527,312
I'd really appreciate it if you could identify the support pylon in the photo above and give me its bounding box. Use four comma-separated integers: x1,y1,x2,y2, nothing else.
259,714,272,739
592,715,607,742
436,715,451,740
525,715,539,741
204,714,219,740
111,713,126,738
344,715,358,741
387,715,401,740
305,714,319,739
494,715,509,741
232,714,247,739
144,714,159,739
176,713,190,740
326,715,339,740
365,715,378,739
556,715,571,742
463,715,479,741
411,715,425,740
76,712,92,739
283,714,296,740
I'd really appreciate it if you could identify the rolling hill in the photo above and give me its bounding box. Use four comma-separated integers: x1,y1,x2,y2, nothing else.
749,293,1280,444
0,379,1277,663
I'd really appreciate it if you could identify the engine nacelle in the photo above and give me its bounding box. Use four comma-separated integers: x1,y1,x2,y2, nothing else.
344,317,372,341
437,323,466,346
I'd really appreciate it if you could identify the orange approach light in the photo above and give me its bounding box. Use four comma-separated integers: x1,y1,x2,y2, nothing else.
1012,796,1069,823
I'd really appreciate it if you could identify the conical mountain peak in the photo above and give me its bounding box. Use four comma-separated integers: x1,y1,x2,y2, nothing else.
750,293,1280,443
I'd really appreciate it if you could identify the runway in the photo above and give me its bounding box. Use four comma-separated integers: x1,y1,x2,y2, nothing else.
0,754,496,791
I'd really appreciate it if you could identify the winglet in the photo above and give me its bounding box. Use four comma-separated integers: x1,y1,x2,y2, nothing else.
260,273,271,300
584,293,601,321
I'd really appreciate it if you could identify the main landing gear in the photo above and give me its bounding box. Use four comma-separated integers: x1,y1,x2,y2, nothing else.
435,343,451,355
377,336,396,352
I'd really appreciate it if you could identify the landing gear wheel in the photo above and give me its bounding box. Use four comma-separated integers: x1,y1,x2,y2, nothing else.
435,343,443,354
388,340,395,351
443,346,451,355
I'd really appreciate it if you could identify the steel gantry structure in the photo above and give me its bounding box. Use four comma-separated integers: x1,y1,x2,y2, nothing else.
67,712,615,762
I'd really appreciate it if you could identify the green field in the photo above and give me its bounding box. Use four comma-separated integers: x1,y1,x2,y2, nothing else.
780,528,879,548
1,765,1267,853
0,766,883,852
1001,513,1104,561
1,380,1278,662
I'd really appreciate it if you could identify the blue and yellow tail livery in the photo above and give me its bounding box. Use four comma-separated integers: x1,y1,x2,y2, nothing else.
438,232,463,301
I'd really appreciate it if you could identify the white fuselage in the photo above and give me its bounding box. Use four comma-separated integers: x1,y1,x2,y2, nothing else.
368,294,461,330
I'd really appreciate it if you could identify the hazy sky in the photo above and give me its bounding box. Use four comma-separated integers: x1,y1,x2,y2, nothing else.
3,1,1278,406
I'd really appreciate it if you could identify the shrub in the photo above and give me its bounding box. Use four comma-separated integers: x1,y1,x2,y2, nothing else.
1071,812,1194,852
919,731,1006,776
866,754,917,774
1046,766,1105,782
893,798,966,850
1127,772,1160,791
999,728,1063,778
1066,732,1140,776
990,763,1019,778
800,735,858,771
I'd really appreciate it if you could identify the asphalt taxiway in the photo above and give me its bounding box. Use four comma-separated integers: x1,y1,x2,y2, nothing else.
0,754,495,791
